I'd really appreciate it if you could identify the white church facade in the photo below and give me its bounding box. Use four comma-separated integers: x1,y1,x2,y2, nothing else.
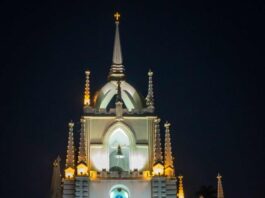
50,12,224,198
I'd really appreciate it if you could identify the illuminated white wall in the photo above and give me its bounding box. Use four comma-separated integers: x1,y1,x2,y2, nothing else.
85,116,156,171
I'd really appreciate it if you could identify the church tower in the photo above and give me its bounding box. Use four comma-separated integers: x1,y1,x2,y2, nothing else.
52,12,178,198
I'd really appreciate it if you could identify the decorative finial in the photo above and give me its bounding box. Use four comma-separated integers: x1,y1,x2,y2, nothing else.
84,70,91,106
114,12,121,22
148,69,153,77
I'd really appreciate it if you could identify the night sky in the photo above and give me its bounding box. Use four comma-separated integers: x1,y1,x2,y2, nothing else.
0,0,264,198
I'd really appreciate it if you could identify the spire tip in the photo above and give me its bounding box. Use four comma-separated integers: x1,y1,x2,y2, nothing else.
114,12,121,22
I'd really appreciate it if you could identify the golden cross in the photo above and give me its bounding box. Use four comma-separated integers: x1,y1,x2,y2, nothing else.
114,12,121,21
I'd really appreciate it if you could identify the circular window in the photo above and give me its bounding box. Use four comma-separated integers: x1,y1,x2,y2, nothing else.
110,187,129,198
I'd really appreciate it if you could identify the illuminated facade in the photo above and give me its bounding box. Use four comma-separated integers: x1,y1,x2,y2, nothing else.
51,13,177,198
50,12,224,198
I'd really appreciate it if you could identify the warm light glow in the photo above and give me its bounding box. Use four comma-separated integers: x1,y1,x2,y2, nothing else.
90,170,97,180
143,170,151,179
153,163,164,176
165,166,174,177
84,70,90,106
114,12,121,21
178,175,185,198
84,95,90,106
65,167,75,179
77,163,88,176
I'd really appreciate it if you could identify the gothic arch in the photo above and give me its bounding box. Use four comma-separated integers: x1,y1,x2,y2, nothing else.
103,121,136,145
103,121,136,171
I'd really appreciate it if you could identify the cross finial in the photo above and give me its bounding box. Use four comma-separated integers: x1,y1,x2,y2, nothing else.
114,12,121,21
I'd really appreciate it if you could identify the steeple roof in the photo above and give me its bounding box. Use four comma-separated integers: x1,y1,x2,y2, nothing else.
108,12,125,81
92,13,146,112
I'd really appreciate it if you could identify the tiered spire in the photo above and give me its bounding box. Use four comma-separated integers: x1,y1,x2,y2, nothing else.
65,121,75,179
50,156,62,198
108,12,125,81
77,118,89,176
152,118,164,176
217,173,224,198
164,122,174,176
146,69,154,110
153,118,163,164
78,118,87,164
177,175,185,198
84,70,91,106
66,121,75,168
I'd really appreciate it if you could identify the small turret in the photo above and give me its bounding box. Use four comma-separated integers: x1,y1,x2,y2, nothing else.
64,121,75,179
84,70,91,106
146,69,154,111
153,118,164,176
217,173,224,198
77,118,88,176
50,156,62,198
177,175,185,198
164,122,175,177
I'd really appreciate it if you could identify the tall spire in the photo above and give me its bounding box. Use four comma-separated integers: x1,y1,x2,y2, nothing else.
217,173,224,198
65,121,75,179
164,122,175,177
108,12,125,81
177,175,185,198
50,156,62,198
78,118,87,164
153,118,163,164
84,70,91,106
146,69,154,110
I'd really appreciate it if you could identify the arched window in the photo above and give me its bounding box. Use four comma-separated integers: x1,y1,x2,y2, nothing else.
108,127,130,172
110,187,129,198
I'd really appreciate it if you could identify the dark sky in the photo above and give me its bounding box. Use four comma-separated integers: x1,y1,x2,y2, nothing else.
0,0,264,198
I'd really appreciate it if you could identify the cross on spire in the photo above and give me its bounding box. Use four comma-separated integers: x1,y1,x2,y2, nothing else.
114,12,121,21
